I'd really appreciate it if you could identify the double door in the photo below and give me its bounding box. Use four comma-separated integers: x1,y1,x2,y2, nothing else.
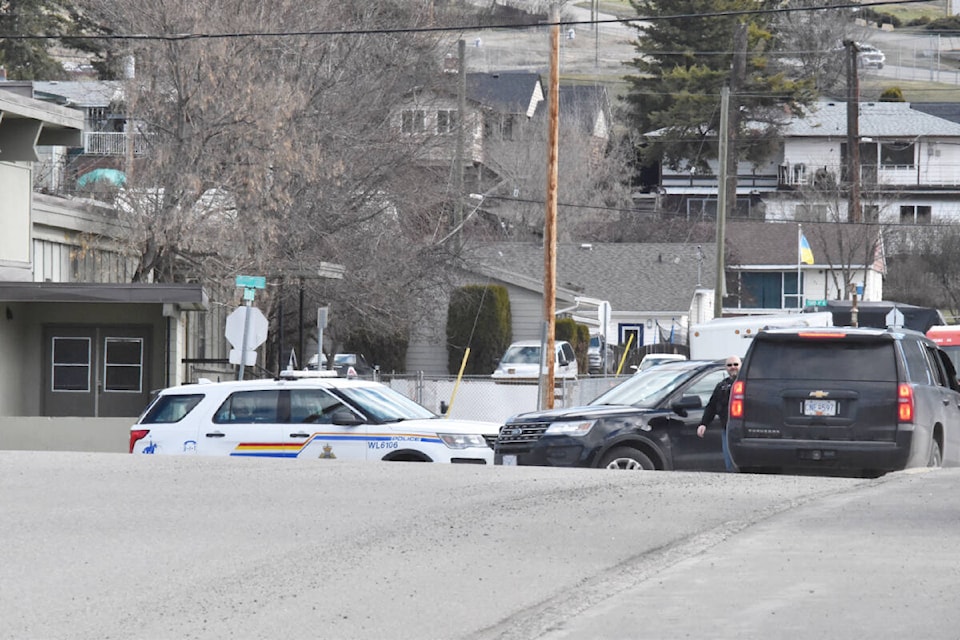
42,325,152,417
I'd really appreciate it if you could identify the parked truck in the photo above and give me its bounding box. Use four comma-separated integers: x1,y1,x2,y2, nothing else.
689,311,834,361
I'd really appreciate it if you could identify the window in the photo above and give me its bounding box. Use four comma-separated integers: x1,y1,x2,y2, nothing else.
214,390,281,423
290,389,344,424
436,109,458,134
104,337,143,392
685,369,727,407
483,113,517,141
731,272,802,310
141,394,204,424
52,337,90,392
900,205,931,225
401,109,425,134
747,341,898,382
880,142,915,168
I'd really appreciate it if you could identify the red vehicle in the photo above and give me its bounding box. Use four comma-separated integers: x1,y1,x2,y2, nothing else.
927,325,960,373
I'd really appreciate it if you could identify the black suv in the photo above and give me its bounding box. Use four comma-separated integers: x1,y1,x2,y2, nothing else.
728,326,960,476
494,360,730,471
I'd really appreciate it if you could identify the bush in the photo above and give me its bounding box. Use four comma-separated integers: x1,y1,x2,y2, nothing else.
446,285,512,375
555,317,591,373
925,16,960,35
879,87,905,102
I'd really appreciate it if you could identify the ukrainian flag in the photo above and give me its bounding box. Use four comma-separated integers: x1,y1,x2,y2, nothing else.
799,233,815,265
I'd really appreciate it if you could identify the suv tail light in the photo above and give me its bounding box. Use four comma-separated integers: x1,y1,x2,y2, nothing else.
897,383,914,423
129,429,150,453
729,380,745,419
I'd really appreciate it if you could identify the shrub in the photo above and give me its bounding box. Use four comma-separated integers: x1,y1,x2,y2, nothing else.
555,317,591,373
446,285,512,375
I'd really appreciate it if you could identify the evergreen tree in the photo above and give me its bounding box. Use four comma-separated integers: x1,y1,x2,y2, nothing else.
623,1,816,175
0,0,113,80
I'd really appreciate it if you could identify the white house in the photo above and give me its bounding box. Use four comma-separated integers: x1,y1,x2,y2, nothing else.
657,99,960,225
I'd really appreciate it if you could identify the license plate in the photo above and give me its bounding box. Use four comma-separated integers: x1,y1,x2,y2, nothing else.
803,399,837,416
501,454,517,466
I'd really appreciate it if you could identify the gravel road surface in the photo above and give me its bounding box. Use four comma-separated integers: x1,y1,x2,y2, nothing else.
3,452,958,639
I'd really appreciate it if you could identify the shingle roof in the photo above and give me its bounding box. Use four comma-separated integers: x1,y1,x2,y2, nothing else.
725,220,879,269
533,84,609,134
910,102,960,125
466,71,542,114
786,99,960,138
32,81,124,108
465,242,716,313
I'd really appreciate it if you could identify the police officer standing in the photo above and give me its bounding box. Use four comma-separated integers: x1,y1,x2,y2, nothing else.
696,356,740,471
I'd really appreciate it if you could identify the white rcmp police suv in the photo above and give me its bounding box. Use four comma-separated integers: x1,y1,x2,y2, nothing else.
130,374,500,464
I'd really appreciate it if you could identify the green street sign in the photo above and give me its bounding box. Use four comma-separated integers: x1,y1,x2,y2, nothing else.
235,275,266,289
806,299,828,307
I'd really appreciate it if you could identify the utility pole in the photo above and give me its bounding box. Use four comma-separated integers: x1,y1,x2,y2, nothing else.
454,38,466,252
845,40,862,223
542,6,560,411
714,85,730,319
714,23,747,319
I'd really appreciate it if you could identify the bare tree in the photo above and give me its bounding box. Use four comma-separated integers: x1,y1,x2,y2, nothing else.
77,0,481,365
789,179,885,300
769,0,856,96
476,88,635,242
885,226,960,318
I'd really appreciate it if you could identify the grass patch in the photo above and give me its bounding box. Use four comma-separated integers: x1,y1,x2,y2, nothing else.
571,0,638,20
860,77,960,102
863,1,946,24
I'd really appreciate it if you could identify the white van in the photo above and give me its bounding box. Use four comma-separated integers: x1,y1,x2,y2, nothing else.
491,340,578,383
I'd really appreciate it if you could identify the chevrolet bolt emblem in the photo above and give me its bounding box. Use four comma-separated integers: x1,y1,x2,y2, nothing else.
809,390,830,398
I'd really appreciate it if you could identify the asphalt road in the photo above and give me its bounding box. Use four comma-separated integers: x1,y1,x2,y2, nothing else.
2,451,959,639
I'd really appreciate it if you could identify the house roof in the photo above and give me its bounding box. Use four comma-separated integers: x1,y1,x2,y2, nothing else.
466,71,543,115
725,220,882,271
32,81,124,108
910,102,960,125
785,100,960,138
465,242,716,313
0,282,209,310
534,83,610,136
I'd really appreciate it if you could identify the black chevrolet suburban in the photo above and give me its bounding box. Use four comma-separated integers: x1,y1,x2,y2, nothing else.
727,326,960,476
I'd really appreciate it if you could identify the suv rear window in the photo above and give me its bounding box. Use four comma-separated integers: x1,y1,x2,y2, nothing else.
747,340,897,382
141,394,204,423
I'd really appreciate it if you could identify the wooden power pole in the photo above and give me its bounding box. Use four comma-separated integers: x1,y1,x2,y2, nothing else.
845,40,862,223
541,7,560,410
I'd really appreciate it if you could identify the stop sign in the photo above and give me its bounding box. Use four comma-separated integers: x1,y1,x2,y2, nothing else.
225,306,269,349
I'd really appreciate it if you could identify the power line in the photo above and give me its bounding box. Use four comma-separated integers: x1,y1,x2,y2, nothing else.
0,0,937,42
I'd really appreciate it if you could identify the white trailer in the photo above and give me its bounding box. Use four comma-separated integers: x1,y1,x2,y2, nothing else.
689,312,834,361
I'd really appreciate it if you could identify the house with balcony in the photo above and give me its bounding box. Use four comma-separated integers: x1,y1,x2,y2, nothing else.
655,99,960,225
2,80,149,194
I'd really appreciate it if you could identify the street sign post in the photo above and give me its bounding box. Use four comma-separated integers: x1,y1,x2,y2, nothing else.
231,275,268,380
316,305,329,371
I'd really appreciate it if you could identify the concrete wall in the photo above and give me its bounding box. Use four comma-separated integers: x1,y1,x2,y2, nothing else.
0,416,132,453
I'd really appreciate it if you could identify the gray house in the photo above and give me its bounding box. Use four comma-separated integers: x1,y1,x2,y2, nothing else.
0,87,207,427
405,242,716,375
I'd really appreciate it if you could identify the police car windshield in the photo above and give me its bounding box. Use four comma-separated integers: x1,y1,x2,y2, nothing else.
590,365,692,408
334,386,435,423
